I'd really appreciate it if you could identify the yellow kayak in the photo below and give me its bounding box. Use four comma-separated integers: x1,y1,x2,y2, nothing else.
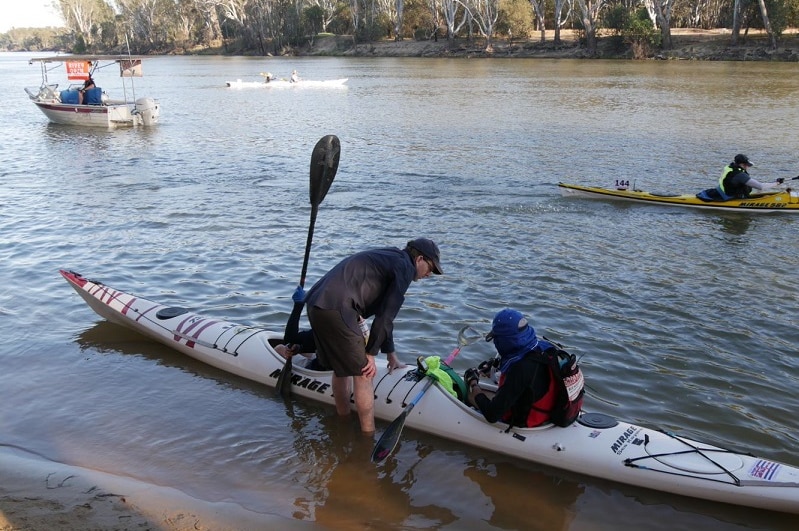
558,183,799,213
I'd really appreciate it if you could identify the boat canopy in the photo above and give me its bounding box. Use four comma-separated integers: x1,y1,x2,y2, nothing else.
29,56,145,78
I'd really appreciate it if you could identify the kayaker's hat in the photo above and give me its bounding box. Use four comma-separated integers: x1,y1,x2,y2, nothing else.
486,308,539,364
406,238,442,275
734,154,752,166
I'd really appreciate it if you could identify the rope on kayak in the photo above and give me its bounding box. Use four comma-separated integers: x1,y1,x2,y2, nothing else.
223,327,265,356
400,370,428,407
380,369,423,405
624,430,749,486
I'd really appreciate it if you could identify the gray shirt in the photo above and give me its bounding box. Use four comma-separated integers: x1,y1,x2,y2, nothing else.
305,247,416,355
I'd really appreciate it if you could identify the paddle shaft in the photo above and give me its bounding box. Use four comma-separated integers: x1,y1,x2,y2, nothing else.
299,203,319,289
444,344,464,365
278,135,340,399
278,199,320,398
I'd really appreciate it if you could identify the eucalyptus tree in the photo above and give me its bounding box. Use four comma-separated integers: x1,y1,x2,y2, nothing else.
461,0,499,51
731,0,777,48
376,0,401,38
308,0,340,31
115,0,174,50
642,0,674,48
553,0,573,44
349,0,361,40
573,0,605,55
193,0,225,44
58,0,114,45
442,0,469,41
247,0,283,53
528,0,546,41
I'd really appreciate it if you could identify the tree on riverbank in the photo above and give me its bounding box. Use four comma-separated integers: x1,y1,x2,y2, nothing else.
2,0,799,58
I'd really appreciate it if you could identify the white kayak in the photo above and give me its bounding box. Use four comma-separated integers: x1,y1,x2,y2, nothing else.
60,269,799,514
225,78,348,89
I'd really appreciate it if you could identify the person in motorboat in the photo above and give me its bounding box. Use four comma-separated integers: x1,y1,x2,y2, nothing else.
290,70,300,83
697,154,784,202
466,309,560,428
304,238,442,433
77,78,96,105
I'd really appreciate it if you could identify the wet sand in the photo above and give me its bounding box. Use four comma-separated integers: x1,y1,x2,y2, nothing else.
0,447,315,531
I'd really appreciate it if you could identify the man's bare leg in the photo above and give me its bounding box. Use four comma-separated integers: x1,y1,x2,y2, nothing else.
353,374,375,433
331,375,352,416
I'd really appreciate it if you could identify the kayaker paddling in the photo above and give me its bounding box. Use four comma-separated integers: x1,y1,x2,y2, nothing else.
697,153,785,201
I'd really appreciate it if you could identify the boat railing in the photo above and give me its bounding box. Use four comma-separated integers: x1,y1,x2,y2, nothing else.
25,84,59,102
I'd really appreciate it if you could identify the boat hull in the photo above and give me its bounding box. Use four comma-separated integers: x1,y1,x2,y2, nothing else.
60,269,799,514
32,99,160,128
559,182,799,213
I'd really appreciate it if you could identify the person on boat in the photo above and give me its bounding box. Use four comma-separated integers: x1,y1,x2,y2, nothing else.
263,72,273,83
697,154,784,201
466,309,558,428
78,78,95,105
290,70,300,83
304,238,442,433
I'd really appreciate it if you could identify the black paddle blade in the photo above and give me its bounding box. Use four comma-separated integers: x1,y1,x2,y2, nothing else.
309,135,340,205
371,410,409,463
276,356,293,398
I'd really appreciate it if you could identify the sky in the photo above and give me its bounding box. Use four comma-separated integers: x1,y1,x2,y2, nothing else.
0,0,65,33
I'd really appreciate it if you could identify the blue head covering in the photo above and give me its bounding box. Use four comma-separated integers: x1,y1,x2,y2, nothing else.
487,309,539,373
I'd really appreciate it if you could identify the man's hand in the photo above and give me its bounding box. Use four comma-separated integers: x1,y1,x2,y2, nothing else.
361,354,377,379
386,352,407,373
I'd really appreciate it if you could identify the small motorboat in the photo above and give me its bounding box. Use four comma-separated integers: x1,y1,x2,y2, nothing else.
25,55,160,128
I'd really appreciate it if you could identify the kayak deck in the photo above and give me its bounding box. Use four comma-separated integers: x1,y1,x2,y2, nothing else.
558,182,799,213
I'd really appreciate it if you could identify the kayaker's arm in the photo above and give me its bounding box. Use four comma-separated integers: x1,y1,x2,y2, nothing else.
468,368,528,424
746,176,784,190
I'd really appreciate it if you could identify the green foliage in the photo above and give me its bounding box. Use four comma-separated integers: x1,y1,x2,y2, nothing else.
603,5,627,36
497,0,535,39
402,0,434,40
74,33,87,53
605,6,661,58
303,5,325,36
0,26,68,51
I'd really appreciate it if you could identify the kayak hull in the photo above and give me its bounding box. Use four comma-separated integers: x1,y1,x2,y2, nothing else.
559,182,799,213
60,269,799,514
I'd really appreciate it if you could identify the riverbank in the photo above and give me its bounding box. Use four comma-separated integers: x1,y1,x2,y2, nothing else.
295,28,799,61
0,447,313,531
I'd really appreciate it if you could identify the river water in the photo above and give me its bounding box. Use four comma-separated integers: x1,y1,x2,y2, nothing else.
2,51,798,529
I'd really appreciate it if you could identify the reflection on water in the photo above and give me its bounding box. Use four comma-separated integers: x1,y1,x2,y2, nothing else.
715,214,753,237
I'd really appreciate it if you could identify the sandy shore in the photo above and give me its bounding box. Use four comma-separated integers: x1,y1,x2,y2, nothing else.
0,446,315,531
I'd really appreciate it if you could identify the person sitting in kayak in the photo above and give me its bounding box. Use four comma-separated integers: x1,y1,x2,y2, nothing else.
290,70,300,83
466,309,558,428
697,154,784,201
